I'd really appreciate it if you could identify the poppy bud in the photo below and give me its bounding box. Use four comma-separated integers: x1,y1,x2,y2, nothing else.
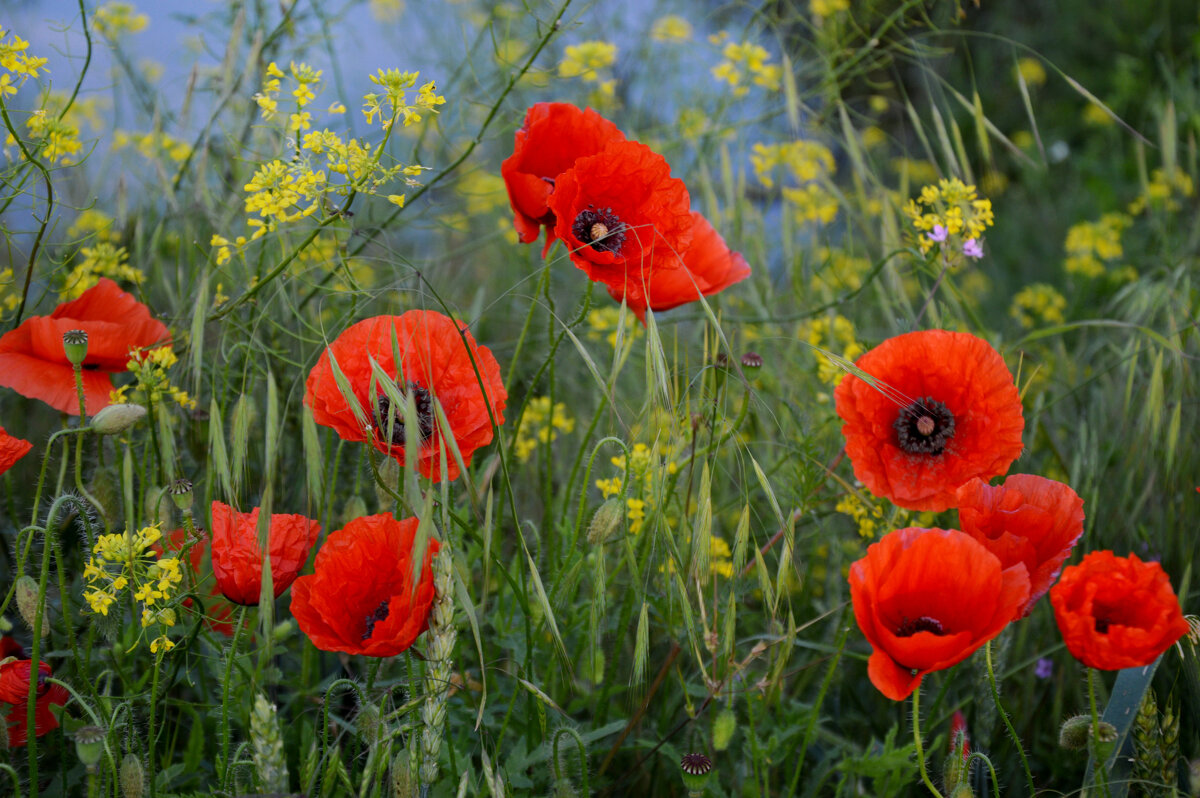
62,329,89,366
341,494,368,526
92,403,148,435
168,479,193,513
1059,714,1115,750
711,707,736,752
120,753,145,798
680,753,713,796
16,574,46,636
74,725,107,772
587,498,624,544
357,703,384,746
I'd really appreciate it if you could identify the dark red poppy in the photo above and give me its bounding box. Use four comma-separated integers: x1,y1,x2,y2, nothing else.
1050,551,1189,670
956,475,1085,618
0,658,69,747
0,425,32,476
502,102,626,253
548,139,694,303
849,527,1030,700
304,310,507,483
604,212,751,322
152,529,238,636
833,330,1025,512
210,501,320,606
290,513,440,657
0,278,170,415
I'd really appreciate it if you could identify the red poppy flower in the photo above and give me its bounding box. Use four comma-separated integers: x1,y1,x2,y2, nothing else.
304,310,507,483
291,513,440,657
1050,551,1189,670
0,425,32,476
604,212,751,322
502,102,626,252
849,527,1030,700
548,140,694,303
956,475,1085,618
0,278,170,415
0,658,69,747
0,637,23,659
210,501,320,606
152,529,238,636
833,330,1025,512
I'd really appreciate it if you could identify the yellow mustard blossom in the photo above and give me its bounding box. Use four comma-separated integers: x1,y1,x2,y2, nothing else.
559,41,617,82
0,268,21,313
514,396,575,462
1011,130,1035,150
595,442,677,534
751,140,835,188
457,169,508,217
1063,212,1131,278
60,243,145,300
370,0,405,21
0,26,49,97
810,0,849,18
903,177,994,256
92,2,148,38
784,183,839,226
18,108,82,165
1016,57,1046,87
651,16,692,43
798,314,863,389
68,209,120,243
890,157,940,185
1128,167,1195,215
711,40,780,96
363,69,445,129
660,534,734,579
84,525,184,652
861,126,887,149
809,247,871,295
110,346,196,411
113,129,191,163
1082,103,1114,127
586,306,639,348
1011,283,1067,328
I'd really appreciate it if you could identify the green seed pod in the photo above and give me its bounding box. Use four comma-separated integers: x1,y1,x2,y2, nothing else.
74,725,107,772
711,707,736,752
167,479,193,513
586,498,624,545
92,403,148,435
680,753,712,796
15,575,46,636
120,753,145,798
62,329,89,366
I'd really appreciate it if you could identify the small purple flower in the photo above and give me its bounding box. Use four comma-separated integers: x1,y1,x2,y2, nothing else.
1035,657,1053,680
927,224,948,243
963,238,984,259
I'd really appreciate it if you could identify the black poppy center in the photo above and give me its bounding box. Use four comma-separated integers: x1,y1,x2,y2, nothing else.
896,615,946,637
572,207,625,254
361,600,391,640
894,396,956,455
374,381,434,446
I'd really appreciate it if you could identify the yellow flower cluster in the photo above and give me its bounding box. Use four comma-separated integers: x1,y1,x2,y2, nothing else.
110,347,196,411
1128,167,1195,215
1016,57,1047,87
650,16,692,43
785,183,839,226
835,490,926,539
0,268,20,313
1011,283,1067,328
0,25,48,97
61,243,145,300
809,247,871,295
586,306,639,348
710,36,781,96
660,534,735,580
362,68,445,130
595,443,677,534
19,108,82,165
810,0,849,19
68,209,120,243
113,129,191,163
1062,212,1130,278
559,41,618,104
92,2,149,39
751,141,835,188
904,177,994,255
798,314,863,390
83,525,181,654
514,396,575,462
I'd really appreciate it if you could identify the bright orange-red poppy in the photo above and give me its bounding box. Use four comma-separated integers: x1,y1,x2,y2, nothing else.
956,475,1085,618
833,330,1025,512
153,529,238,636
548,140,694,303
210,501,320,606
604,212,751,322
502,102,626,253
291,513,440,657
0,658,69,747
304,310,507,483
0,425,32,476
1050,551,1189,670
849,527,1030,700
0,278,170,415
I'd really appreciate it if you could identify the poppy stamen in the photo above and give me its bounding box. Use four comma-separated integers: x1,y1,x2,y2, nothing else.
361,600,391,640
895,396,955,455
374,381,434,446
572,207,625,254
896,615,946,637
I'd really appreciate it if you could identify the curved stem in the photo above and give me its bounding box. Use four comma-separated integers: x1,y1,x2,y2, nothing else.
985,641,1035,794
1087,668,1112,798
147,648,165,798
221,605,249,788
912,685,946,798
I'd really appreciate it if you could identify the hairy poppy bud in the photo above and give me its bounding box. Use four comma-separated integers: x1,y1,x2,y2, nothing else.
587,498,624,544
62,329,89,366
16,574,46,636
120,753,145,798
712,708,736,752
92,403,147,435
1059,714,1115,750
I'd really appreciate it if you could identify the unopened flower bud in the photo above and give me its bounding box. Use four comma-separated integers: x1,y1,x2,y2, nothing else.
741,351,763,369
92,403,147,435
120,752,145,798
63,329,89,366
74,725,107,772
168,479,193,512
15,574,46,636
587,498,624,544
341,494,368,526
357,703,383,746
711,708,736,752
1059,714,1116,750
680,753,712,795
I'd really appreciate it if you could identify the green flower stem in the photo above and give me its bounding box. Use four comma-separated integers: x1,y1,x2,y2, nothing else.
911,685,946,798
27,427,89,529
71,363,107,528
26,517,53,794
985,640,1035,794
785,622,850,797
148,647,165,798
221,605,249,788
0,764,21,798
1087,667,1112,798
